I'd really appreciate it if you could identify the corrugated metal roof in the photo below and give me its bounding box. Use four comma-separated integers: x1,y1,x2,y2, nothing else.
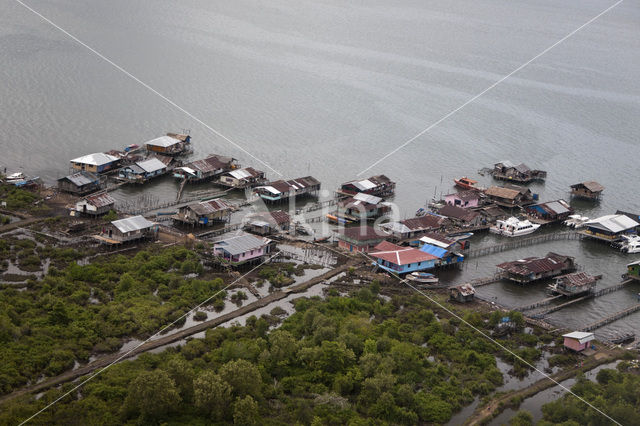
562,331,594,344
215,234,270,256
60,171,99,186
371,241,438,265
137,158,167,173
188,198,234,215
145,135,181,148
352,192,383,204
545,200,570,215
71,153,119,166
419,244,448,258
585,214,639,233
83,192,115,208
572,181,604,192
111,215,154,233
339,226,384,241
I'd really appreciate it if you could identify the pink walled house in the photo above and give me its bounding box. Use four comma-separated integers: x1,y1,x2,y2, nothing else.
213,234,272,266
562,331,595,352
444,190,481,208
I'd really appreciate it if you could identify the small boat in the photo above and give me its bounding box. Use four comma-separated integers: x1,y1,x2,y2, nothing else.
454,177,481,190
613,235,640,254
326,214,352,224
4,172,40,187
489,217,540,237
449,232,474,241
610,333,635,345
406,272,439,284
563,214,589,229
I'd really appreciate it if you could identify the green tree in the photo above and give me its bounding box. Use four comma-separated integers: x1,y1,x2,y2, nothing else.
220,359,263,398
233,395,259,425
510,410,533,426
194,370,232,420
123,370,181,421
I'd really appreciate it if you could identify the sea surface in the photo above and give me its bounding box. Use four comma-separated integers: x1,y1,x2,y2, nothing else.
1,0,639,421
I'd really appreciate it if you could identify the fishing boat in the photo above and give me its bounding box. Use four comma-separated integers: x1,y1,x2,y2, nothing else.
613,234,640,254
449,232,474,241
489,217,540,237
454,177,480,190
406,272,439,284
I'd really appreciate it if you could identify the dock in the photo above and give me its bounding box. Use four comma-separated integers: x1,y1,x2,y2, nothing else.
516,295,564,312
531,294,593,318
464,231,582,258
581,303,640,332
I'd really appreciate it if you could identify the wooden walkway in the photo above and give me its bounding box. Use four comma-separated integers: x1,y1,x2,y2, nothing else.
516,295,564,312
464,231,582,259
459,272,506,289
531,295,593,318
581,303,640,332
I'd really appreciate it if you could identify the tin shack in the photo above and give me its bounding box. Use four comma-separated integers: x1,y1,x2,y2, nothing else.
244,210,291,235
484,185,534,208
97,215,155,244
212,234,272,267
217,167,267,189
338,175,396,197
145,134,191,156
525,199,573,223
336,226,386,253
450,284,475,303
562,331,595,352
172,198,234,226
570,181,604,200
497,252,576,284
57,171,101,195
254,176,321,203
174,154,238,183
74,192,115,217
490,161,547,183
118,158,168,183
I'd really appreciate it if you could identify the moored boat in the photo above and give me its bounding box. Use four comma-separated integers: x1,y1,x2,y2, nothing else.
613,234,640,254
489,217,540,237
406,272,439,284
454,177,480,190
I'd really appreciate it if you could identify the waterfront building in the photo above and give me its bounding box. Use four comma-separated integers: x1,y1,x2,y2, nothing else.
244,210,291,235
484,185,534,208
212,234,272,266
338,175,395,197
336,226,385,253
497,252,576,283
370,241,438,274
444,190,482,208
581,214,639,241
253,176,321,203
336,193,392,221
490,161,547,183
217,167,267,189
74,192,115,216
57,171,101,195
570,181,604,200
524,199,573,223
118,157,167,183
174,154,239,183
562,331,595,352
144,134,191,156
70,153,120,174
379,215,449,240
172,199,234,226
450,284,475,303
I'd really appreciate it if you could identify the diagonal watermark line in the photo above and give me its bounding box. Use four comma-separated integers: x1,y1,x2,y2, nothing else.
357,251,622,425
357,0,624,176
18,252,281,425
13,0,283,177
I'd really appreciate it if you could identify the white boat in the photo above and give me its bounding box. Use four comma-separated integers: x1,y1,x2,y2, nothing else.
563,214,589,229
4,172,40,187
406,272,439,284
489,217,540,237
615,235,640,254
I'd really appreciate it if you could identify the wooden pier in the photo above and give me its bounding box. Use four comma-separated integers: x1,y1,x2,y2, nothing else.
581,303,640,332
458,272,506,289
531,294,593,318
464,231,582,259
516,295,564,312
520,279,636,316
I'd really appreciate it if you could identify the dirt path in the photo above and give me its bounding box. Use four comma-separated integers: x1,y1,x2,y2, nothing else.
464,347,625,425
0,260,357,405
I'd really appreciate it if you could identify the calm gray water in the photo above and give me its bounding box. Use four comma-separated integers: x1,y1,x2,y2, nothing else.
1,0,639,420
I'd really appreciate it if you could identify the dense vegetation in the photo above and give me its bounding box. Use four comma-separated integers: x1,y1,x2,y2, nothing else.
0,184,43,212
0,246,225,395
0,278,548,425
539,361,640,425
